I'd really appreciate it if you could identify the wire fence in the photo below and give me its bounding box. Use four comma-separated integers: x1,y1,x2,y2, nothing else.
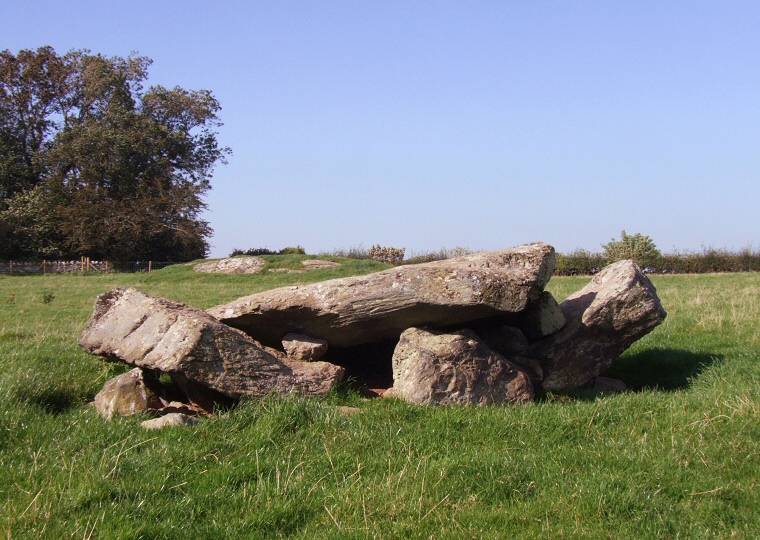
0,257,178,275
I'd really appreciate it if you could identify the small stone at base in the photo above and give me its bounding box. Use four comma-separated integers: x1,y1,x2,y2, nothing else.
141,413,201,430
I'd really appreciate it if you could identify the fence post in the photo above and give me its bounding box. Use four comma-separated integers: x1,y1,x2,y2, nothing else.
105,261,109,273
43,260,46,275
148,261,153,273
81,257,85,272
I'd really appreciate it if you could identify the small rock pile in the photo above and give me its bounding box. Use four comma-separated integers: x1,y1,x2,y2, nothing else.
367,245,405,265
79,243,666,424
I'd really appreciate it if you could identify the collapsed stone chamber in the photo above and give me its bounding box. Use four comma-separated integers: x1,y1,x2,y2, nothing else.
79,243,667,417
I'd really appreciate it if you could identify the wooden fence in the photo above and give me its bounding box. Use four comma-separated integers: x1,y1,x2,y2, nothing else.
0,257,173,274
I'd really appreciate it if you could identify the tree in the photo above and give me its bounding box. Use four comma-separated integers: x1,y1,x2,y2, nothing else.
0,184,63,257
0,46,72,201
602,230,662,269
0,47,229,260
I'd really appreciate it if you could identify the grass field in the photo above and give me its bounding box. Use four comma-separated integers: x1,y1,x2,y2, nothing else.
1,257,758,539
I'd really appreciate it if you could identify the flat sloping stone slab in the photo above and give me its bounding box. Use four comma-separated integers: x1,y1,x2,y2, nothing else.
194,257,266,274
301,259,341,269
207,243,556,347
79,287,345,398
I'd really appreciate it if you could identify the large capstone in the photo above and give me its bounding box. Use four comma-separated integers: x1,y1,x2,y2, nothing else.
207,243,556,348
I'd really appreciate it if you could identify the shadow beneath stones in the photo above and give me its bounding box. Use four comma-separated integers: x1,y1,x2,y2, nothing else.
535,348,721,402
23,388,82,414
603,348,722,391
323,340,396,397
324,343,722,401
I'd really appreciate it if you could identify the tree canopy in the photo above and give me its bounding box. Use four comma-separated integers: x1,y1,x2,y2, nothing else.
0,46,229,261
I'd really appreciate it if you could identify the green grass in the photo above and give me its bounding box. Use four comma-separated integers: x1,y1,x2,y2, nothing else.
1,261,758,538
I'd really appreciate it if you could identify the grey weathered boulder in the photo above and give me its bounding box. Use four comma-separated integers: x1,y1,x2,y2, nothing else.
207,243,556,347
390,327,534,405
282,333,329,361
79,288,345,399
533,260,667,391
93,368,164,420
194,256,266,274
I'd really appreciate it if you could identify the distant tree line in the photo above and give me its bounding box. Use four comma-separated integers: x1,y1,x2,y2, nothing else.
266,234,760,275
1,46,229,261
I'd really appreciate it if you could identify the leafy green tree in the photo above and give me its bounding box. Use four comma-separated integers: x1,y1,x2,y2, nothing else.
0,184,63,257
602,230,662,269
0,47,229,260
0,46,72,201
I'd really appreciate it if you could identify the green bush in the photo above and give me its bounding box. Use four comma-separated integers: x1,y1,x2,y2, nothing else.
318,246,371,259
279,246,306,255
229,247,275,256
659,247,760,273
228,246,306,257
602,231,662,269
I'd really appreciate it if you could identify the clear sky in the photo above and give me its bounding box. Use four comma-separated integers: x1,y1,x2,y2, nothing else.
3,1,759,258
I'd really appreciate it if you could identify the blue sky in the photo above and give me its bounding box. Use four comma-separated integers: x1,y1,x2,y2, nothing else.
3,1,759,257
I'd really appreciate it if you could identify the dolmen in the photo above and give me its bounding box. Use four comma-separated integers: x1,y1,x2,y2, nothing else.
79,243,666,419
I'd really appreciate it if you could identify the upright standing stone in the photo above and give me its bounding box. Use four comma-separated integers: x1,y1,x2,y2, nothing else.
390,327,534,405
533,260,667,391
